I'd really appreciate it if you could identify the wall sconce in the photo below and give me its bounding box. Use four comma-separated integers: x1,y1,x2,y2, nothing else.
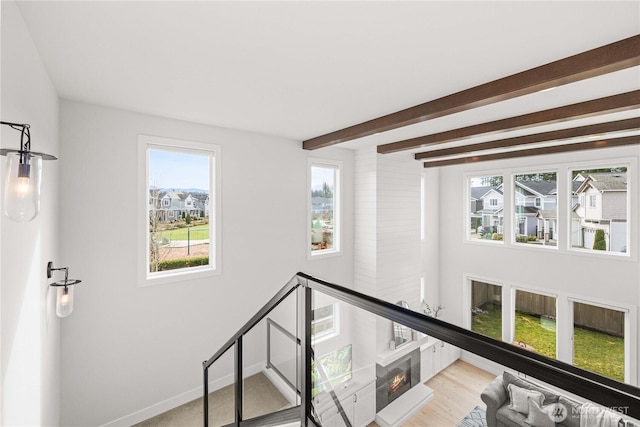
0,121,57,222
47,262,82,318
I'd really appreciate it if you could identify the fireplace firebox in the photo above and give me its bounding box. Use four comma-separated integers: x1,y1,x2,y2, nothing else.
375,348,420,411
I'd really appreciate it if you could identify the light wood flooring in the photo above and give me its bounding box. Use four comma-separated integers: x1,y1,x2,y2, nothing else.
368,359,495,426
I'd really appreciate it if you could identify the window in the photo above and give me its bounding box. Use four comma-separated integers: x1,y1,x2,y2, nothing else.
468,175,503,241
573,301,625,382
470,280,502,341
420,174,425,240
514,172,557,247
570,166,628,254
513,289,556,359
312,303,340,343
139,135,221,285
309,159,341,257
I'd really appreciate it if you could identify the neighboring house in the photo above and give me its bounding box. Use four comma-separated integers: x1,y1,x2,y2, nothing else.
514,180,557,242
150,190,209,222
478,185,504,233
469,186,494,230
573,172,627,252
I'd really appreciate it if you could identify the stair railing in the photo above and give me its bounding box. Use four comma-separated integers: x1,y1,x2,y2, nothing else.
203,272,640,426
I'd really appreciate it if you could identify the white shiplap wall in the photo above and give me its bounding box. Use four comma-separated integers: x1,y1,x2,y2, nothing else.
354,147,422,354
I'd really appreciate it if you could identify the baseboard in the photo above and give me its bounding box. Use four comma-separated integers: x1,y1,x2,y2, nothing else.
99,361,265,427
262,365,299,406
460,350,504,376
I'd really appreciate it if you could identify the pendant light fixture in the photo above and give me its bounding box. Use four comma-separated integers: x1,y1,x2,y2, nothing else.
0,121,57,222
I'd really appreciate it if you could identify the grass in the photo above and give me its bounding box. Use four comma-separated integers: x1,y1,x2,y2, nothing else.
472,307,624,382
155,226,209,241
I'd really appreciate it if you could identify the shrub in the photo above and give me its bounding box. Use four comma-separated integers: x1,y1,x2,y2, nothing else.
152,256,209,271
593,229,606,251
186,213,192,225
492,233,503,241
527,235,538,241
516,236,527,243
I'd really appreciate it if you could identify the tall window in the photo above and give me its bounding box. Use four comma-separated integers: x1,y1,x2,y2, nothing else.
573,302,625,382
470,280,502,341
513,290,556,358
312,303,340,343
309,159,341,257
514,172,557,247
468,175,504,241
139,135,221,285
570,166,628,254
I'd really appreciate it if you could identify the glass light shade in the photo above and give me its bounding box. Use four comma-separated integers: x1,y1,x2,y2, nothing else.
3,152,42,222
56,286,74,318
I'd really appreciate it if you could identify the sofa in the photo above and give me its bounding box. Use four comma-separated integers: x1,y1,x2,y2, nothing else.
481,371,625,427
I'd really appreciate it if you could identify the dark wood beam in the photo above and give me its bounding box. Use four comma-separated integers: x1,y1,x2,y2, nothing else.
303,34,640,150
379,90,640,154
422,135,639,168
414,117,640,160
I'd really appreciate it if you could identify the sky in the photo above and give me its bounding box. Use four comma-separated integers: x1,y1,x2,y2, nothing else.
311,165,335,190
149,149,210,191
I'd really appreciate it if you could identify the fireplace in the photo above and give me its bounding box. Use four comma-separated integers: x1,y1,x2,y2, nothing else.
376,349,420,411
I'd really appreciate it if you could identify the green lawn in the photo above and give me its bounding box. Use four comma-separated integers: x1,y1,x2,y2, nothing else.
154,227,209,241
472,308,624,382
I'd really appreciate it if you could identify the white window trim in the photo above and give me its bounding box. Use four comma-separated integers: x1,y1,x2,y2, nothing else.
138,135,222,287
567,296,634,385
465,173,505,245
465,158,635,261
307,158,342,260
567,160,633,259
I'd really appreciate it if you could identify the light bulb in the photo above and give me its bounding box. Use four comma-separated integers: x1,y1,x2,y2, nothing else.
3,152,42,222
16,176,32,198
56,286,74,318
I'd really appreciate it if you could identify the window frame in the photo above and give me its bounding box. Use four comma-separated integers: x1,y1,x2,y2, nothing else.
466,173,505,244
138,135,222,287
568,297,630,383
568,162,631,258
311,303,341,344
307,158,342,259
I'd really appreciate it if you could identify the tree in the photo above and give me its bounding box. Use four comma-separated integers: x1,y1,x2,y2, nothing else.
593,229,606,251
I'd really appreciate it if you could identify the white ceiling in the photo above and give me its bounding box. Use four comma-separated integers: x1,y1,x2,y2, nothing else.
15,1,640,150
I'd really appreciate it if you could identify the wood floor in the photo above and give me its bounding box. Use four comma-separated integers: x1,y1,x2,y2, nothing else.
368,359,495,426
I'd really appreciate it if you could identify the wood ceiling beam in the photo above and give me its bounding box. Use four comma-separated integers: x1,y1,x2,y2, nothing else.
303,34,640,150
379,90,640,154
422,135,639,168
414,117,640,160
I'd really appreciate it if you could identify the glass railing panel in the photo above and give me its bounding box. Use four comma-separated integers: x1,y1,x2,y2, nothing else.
310,289,377,427
242,288,300,421
204,343,236,427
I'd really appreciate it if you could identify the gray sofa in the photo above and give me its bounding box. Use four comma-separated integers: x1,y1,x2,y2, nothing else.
481,372,582,427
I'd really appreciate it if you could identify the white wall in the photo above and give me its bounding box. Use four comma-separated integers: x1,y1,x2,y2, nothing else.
435,146,640,384
353,147,422,355
1,1,61,425
58,100,354,426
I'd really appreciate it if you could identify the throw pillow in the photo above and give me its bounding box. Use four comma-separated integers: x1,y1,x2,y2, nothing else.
508,383,545,415
525,397,556,427
503,371,560,405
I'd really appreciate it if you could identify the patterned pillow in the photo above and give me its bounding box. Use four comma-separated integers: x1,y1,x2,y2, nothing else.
525,397,556,427
508,383,545,415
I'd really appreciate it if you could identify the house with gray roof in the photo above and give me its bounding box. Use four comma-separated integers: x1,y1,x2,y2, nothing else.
572,172,627,252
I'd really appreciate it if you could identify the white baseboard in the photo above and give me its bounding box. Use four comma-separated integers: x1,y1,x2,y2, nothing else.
262,365,299,406
460,350,504,376
99,361,265,427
